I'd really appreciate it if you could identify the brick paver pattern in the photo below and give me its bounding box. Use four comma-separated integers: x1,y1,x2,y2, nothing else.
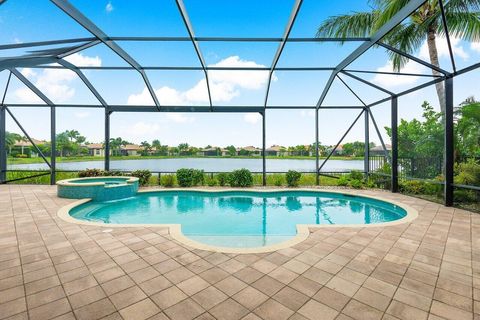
0,185,478,320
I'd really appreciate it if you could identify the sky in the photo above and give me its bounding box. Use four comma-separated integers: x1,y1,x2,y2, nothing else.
1,0,480,148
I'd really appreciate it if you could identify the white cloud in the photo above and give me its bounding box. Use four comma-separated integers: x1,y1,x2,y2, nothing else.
300,110,315,117
129,122,160,136
166,113,195,124
13,37,22,44
243,113,261,124
106,1,114,13
419,36,468,60
372,60,426,88
20,68,36,78
74,111,90,119
471,42,480,53
372,37,470,89
64,53,101,67
127,56,271,106
14,53,101,103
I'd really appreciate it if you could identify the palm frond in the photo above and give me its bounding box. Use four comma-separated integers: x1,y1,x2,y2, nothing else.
444,0,480,13
374,0,412,30
438,11,480,41
383,23,426,70
316,11,380,41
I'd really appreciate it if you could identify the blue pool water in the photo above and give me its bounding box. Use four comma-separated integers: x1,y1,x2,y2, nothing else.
70,191,407,248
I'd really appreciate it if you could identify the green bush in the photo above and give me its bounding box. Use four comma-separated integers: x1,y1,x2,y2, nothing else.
131,170,152,186
272,174,284,186
336,171,365,189
217,173,229,186
105,170,124,176
192,169,205,186
348,179,364,189
15,153,28,158
206,176,218,187
285,170,301,187
349,170,364,181
229,169,253,187
161,174,175,187
399,180,425,194
176,168,194,187
78,168,104,177
176,168,205,187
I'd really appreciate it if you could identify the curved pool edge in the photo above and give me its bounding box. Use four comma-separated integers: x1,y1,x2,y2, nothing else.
56,188,418,254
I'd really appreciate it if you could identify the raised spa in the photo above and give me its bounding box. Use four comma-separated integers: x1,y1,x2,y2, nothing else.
67,190,409,249
57,176,139,201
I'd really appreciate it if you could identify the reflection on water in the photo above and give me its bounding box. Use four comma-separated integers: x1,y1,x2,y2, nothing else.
9,158,364,172
73,191,406,246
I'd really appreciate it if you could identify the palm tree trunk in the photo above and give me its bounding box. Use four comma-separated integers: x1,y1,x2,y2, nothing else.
426,28,446,114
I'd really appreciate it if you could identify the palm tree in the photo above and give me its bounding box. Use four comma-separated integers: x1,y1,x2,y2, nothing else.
5,132,21,155
66,130,80,143
152,139,161,154
140,141,152,155
316,0,480,113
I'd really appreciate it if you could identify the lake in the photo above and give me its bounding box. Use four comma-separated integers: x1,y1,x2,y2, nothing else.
8,158,364,173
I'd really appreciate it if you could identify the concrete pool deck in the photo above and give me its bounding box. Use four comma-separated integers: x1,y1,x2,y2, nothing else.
0,184,478,320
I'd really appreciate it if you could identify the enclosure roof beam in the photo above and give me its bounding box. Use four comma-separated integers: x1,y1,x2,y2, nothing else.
25,65,337,71
50,0,161,110
315,0,426,109
0,56,57,71
9,68,55,106
341,71,394,96
343,69,441,77
0,37,371,50
175,0,213,109
4,104,365,110
57,59,109,108
378,42,450,75
264,0,303,108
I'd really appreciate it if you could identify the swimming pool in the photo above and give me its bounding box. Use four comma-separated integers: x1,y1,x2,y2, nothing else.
63,190,415,252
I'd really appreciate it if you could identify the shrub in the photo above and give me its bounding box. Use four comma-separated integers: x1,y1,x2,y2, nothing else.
78,168,104,177
161,174,175,188
176,168,194,187
105,170,123,176
348,179,364,189
131,170,152,186
336,171,365,189
286,170,301,187
399,180,425,194
206,176,218,187
349,170,364,181
229,169,253,187
217,173,229,186
15,153,28,158
192,169,205,186
272,174,283,186
176,168,205,187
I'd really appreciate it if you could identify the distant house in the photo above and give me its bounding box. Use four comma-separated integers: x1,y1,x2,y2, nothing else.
239,146,261,156
86,144,105,157
325,144,344,156
221,148,232,156
121,144,142,156
370,144,392,156
265,145,287,157
199,147,221,156
13,138,47,157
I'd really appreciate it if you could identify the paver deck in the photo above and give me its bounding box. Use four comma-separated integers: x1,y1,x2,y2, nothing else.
0,184,478,320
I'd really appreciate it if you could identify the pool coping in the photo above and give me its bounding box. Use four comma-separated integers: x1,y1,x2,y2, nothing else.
56,176,139,187
57,188,418,254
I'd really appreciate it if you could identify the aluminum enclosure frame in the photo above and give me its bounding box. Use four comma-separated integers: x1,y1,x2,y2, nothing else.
0,0,476,206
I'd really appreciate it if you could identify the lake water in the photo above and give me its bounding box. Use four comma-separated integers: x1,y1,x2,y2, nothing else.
8,158,364,173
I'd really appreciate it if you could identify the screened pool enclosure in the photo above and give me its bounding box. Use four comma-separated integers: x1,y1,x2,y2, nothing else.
1,0,480,207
